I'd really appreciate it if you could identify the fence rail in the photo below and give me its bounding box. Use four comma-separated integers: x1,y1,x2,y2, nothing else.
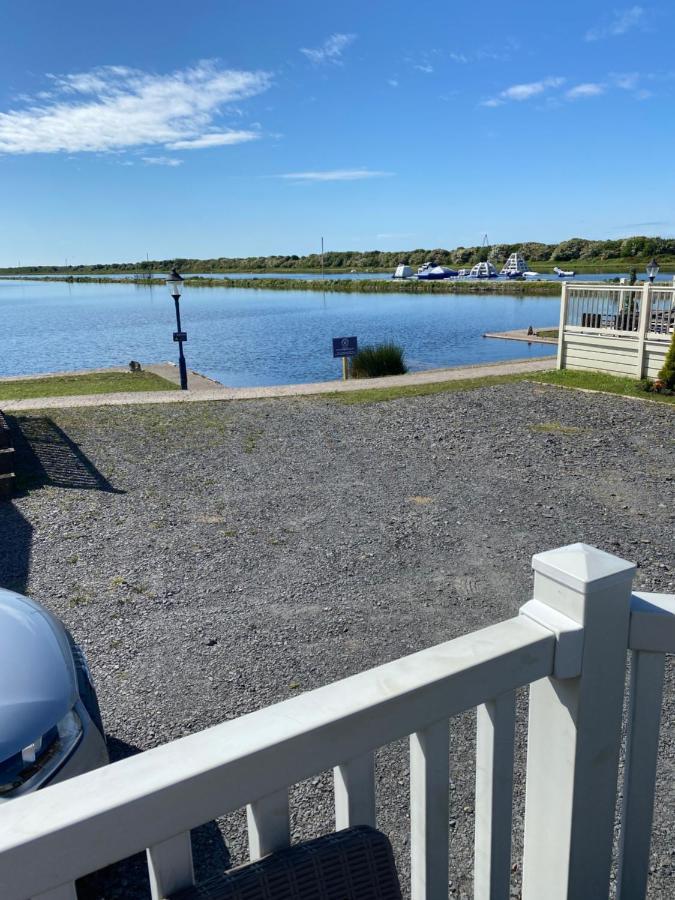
558,283,674,377
0,545,673,900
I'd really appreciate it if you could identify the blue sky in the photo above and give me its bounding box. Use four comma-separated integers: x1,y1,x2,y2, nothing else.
1,1,673,265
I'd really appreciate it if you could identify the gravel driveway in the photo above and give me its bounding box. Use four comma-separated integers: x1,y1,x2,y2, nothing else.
1,382,673,899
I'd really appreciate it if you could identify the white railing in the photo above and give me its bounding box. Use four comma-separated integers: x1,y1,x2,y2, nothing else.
557,283,674,376
0,544,673,900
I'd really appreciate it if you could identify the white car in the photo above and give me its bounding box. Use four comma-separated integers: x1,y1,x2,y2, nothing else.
0,588,108,801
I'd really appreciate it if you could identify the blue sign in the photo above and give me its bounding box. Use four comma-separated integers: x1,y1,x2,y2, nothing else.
332,336,358,358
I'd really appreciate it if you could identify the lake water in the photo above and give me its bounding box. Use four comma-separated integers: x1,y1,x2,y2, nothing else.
1,279,558,387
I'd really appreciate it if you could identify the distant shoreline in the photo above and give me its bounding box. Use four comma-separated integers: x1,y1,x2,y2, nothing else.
1,274,563,296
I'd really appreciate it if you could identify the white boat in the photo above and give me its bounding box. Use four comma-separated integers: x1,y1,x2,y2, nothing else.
523,270,540,278
554,266,576,277
393,264,413,279
499,253,528,278
469,261,498,278
416,262,458,280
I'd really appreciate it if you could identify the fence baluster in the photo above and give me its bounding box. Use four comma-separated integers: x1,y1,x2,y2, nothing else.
617,650,666,900
147,831,194,899
474,691,516,900
410,720,450,900
334,751,376,829
247,788,291,860
32,886,78,900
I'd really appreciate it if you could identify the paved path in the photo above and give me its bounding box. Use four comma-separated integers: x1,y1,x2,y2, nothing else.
0,357,555,411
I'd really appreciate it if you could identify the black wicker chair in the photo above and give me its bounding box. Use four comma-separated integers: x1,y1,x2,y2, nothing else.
170,825,402,900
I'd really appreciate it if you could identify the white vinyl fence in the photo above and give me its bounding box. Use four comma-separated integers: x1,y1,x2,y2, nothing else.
0,544,673,900
557,282,674,378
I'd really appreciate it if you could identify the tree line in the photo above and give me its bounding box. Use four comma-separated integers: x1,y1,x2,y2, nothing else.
4,235,674,274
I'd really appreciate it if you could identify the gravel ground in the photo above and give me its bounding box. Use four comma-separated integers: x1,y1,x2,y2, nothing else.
1,382,673,899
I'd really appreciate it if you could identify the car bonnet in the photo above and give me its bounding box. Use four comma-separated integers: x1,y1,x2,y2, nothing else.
0,589,77,761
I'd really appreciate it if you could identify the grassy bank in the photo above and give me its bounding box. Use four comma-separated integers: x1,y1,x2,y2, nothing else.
0,371,178,401
532,369,675,405
3,274,562,296
327,368,675,405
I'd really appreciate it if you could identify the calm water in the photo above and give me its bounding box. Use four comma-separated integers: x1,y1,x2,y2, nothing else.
1,279,559,387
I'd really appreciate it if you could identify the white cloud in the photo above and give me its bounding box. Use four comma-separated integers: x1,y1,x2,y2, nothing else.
566,82,606,99
585,6,645,41
449,52,469,64
482,76,564,106
414,64,434,74
278,169,393,182
142,156,183,167
0,61,270,155
167,130,259,149
300,33,356,65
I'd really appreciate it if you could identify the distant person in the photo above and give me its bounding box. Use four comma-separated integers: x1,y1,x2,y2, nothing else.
629,268,637,285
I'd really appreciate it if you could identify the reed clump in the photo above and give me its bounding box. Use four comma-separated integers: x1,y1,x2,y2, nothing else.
350,343,408,379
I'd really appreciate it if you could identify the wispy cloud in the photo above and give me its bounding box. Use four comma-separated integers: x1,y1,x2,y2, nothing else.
167,130,259,149
414,64,434,74
566,82,606,99
585,6,645,42
142,156,183,167
300,33,356,65
278,169,393,182
482,76,564,106
0,62,270,155
387,78,399,88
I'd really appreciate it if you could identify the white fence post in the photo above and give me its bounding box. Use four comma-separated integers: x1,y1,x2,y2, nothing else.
556,282,568,369
635,281,651,377
334,751,376,829
410,720,450,900
247,788,291,860
521,543,635,900
147,832,194,899
617,649,666,899
473,691,516,900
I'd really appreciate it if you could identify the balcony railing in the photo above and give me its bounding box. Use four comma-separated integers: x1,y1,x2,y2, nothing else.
557,283,674,377
0,544,673,900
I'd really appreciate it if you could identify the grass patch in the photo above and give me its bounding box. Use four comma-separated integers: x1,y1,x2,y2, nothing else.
0,371,178,401
534,370,675,405
536,328,559,340
327,372,535,404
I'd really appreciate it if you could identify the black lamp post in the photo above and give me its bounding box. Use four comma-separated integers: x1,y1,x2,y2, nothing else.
167,267,188,390
646,257,659,284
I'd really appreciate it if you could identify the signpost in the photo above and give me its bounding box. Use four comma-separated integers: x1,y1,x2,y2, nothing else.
332,336,358,380
173,332,187,342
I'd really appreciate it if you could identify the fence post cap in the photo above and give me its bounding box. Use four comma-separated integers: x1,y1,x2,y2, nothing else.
532,543,635,595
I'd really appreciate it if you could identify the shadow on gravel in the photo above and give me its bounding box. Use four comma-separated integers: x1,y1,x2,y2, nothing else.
0,502,32,594
78,737,232,900
7,415,125,496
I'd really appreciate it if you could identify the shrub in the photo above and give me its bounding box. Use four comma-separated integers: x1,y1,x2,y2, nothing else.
350,343,408,379
657,327,675,389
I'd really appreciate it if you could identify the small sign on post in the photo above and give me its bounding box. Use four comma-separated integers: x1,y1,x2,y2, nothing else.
173,331,187,342
332,336,358,381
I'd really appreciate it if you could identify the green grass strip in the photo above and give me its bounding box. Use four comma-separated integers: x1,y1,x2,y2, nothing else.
533,370,675,404
0,371,178,401
325,372,536,404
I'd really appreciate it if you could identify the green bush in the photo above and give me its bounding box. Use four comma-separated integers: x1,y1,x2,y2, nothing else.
350,343,408,379
657,328,675,389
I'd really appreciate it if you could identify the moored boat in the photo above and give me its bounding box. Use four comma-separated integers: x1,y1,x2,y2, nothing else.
554,266,576,277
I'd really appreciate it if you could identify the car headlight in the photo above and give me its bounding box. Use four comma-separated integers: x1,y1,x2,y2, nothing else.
0,709,83,798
